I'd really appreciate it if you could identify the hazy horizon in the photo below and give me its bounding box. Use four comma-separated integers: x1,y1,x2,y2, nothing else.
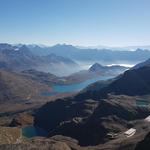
1,42,150,50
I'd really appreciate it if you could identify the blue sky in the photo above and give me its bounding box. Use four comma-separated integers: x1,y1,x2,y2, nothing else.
0,0,150,46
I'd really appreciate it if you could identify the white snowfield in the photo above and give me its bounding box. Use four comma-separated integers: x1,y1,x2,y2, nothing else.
124,128,136,137
145,115,150,122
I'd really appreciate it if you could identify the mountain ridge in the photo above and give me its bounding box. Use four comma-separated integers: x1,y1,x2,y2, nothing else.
0,44,78,76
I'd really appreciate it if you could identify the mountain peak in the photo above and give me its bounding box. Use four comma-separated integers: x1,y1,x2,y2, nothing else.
89,63,105,72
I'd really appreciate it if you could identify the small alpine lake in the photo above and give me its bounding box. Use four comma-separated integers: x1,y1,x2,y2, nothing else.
22,126,47,138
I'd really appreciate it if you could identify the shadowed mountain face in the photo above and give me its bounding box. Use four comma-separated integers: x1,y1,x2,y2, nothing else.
106,67,150,95
107,67,150,94
77,66,150,100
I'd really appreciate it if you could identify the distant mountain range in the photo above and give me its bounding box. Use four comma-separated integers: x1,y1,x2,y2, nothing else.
78,45,150,51
0,43,79,76
1,43,150,76
28,44,150,63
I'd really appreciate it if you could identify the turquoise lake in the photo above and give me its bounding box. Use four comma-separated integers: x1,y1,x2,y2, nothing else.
42,76,114,96
22,126,47,138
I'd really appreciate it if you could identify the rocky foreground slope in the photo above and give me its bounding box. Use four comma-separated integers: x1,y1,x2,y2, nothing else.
34,95,150,146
